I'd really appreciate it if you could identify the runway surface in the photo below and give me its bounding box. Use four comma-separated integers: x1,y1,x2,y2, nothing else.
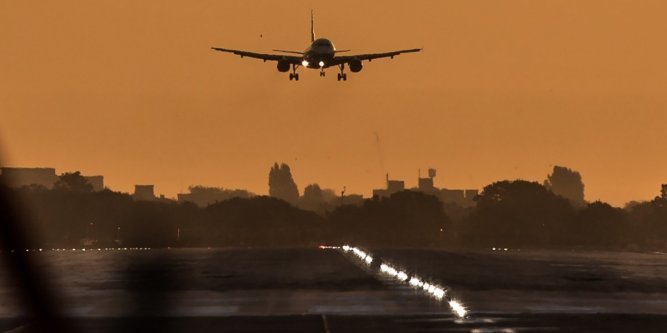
1,248,666,332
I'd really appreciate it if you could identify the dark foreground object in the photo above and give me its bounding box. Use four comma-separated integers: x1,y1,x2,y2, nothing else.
3,314,667,333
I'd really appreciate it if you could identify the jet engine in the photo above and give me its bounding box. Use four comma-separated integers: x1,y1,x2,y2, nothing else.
277,60,291,72
349,59,363,72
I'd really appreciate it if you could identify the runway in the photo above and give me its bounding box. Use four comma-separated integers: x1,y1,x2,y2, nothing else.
1,247,666,332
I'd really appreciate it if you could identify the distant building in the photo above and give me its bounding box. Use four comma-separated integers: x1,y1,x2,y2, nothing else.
387,179,405,193
0,167,58,189
661,184,667,199
372,174,405,198
417,168,438,194
439,189,465,205
133,185,156,201
412,168,478,207
418,177,435,192
465,189,479,200
340,193,365,206
373,169,478,206
84,176,104,191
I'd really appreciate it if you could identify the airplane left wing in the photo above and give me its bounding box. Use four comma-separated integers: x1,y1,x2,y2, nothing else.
211,47,302,63
330,48,422,65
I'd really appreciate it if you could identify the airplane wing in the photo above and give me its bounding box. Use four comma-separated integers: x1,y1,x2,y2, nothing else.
331,48,422,65
211,47,302,63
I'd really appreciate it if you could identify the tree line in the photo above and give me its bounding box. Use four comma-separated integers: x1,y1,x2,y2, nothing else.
1,178,665,251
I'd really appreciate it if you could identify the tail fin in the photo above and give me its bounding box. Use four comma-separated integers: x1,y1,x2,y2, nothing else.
310,10,315,42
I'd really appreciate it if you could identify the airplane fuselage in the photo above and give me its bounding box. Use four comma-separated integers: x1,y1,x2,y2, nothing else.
302,38,336,69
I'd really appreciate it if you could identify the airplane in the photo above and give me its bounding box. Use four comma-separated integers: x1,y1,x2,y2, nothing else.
211,11,421,81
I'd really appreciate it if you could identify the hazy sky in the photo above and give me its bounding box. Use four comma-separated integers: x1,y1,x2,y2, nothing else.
1,1,665,206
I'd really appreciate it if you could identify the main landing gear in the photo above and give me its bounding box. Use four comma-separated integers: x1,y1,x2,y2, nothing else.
289,64,300,81
337,64,347,81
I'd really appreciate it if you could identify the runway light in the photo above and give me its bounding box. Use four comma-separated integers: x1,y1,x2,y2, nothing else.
449,299,467,318
302,60,309,67
318,61,325,67
334,244,470,319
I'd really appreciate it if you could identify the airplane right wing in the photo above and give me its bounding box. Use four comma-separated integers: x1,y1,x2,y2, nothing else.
211,47,302,63
331,48,422,65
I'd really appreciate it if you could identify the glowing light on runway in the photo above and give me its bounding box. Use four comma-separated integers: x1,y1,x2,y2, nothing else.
449,299,467,318
320,244,470,318
340,245,374,266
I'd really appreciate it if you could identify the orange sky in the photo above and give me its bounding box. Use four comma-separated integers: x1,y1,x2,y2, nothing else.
1,0,666,206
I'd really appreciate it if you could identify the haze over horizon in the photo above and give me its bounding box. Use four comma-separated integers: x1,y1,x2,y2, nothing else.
1,0,666,206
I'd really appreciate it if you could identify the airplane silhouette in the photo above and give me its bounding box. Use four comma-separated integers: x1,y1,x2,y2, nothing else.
211,11,421,81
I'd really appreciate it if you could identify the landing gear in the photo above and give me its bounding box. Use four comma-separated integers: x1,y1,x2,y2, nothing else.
289,64,300,81
319,71,326,77
337,64,347,81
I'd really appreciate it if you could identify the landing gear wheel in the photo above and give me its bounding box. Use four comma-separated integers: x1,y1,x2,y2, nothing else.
338,64,347,82
320,71,326,77
289,64,300,81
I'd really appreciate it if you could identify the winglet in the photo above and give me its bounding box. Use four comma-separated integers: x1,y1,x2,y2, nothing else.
310,10,315,42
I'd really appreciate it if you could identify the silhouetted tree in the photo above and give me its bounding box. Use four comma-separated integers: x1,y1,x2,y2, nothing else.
328,190,450,247
203,196,323,247
299,183,325,213
463,180,575,248
626,197,667,249
565,201,628,248
181,186,254,207
544,166,585,207
53,171,93,192
268,163,299,205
